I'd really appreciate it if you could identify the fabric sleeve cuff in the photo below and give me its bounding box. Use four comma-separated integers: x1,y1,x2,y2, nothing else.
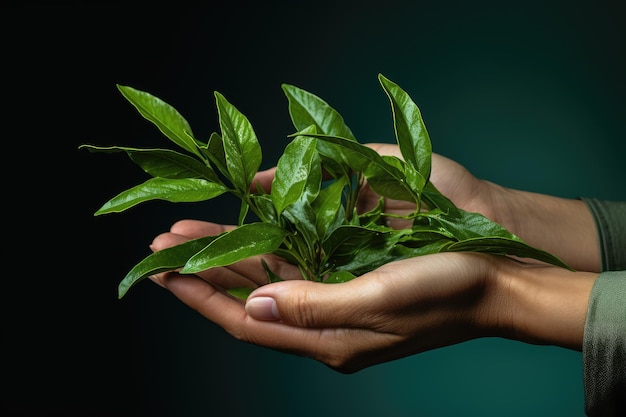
582,271,626,416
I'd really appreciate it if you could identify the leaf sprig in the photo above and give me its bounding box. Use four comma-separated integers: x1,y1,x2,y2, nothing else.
80,74,572,299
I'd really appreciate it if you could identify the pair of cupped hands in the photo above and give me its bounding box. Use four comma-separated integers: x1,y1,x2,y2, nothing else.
149,143,599,373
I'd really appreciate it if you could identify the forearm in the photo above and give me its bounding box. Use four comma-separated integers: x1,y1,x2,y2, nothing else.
481,181,600,272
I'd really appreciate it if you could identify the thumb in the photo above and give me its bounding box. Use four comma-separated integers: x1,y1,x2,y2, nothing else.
245,279,361,327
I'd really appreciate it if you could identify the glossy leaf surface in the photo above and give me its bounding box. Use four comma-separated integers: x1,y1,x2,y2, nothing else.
79,145,219,182
378,73,432,181
181,223,288,273
95,178,227,215
272,130,320,217
118,235,218,298
215,92,262,193
117,85,201,158
282,84,356,140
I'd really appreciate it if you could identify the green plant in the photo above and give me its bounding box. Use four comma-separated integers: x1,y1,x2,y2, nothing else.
80,73,571,299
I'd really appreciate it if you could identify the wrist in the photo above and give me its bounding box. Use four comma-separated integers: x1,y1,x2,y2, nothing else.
491,259,597,350
471,181,600,272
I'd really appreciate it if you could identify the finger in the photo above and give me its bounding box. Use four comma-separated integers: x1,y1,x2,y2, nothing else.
150,231,190,252
159,272,327,352
250,167,276,193
364,143,403,159
169,219,236,239
150,220,236,252
159,272,390,372
244,276,389,329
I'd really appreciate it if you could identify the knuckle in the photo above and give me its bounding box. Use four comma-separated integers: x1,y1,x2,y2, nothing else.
287,291,317,328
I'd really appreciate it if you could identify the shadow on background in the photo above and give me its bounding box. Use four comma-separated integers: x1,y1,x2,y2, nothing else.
4,1,624,416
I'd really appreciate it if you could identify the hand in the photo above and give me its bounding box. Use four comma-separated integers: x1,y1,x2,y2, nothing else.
150,226,597,373
147,143,599,373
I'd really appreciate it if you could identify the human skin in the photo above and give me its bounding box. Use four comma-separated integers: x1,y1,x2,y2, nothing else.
148,144,600,373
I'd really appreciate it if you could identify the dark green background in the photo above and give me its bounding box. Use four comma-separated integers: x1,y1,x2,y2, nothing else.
5,1,624,416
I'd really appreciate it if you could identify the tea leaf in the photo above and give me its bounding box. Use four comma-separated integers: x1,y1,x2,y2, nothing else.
79,145,219,182
262,258,285,283
117,85,202,158
227,287,255,300
181,222,288,273
130,150,219,181
422,209,522,241
282,84,356,140
249,193,278,224
312,176,349,238
283,200,320,262
282,84,359,181
378,74,432,181
95,177,228,215
421,182,458,212
215,92,262,193
324,270,356,283
447,237,571,269
323,225,414,275
294,133,418,203
394,239,455,258
199,132,230,182
272,129,320,217
118,235,219,298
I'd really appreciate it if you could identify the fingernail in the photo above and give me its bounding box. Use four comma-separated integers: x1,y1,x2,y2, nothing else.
246,296,280,321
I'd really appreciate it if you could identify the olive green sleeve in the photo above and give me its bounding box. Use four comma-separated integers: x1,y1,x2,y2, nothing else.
582,198,626,271
581,198,626,416
582,271,626,416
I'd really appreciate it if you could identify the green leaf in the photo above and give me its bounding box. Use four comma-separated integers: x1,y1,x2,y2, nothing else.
324,270,356,283
262,258,285,283
128,149,217,181
296,132,419,203
446,237,572,270
118,235,218,298
312,176,348,238
282,196,320,261
181,223,288,273
79,145,220,182
249,193,278,224
215,92,262,192
420,210,573,269
381,154,427,203
227,287,255,300
421,181,458,213
358,195,385,226
422,209,520,241
117,85,201,158
393,239,455,258
378,74,432,180
282,84,356,140
272,129,320,217
323,225,412,275
236,200,249,227
282,84,359,180
95,177,228,215
204,132,229,177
